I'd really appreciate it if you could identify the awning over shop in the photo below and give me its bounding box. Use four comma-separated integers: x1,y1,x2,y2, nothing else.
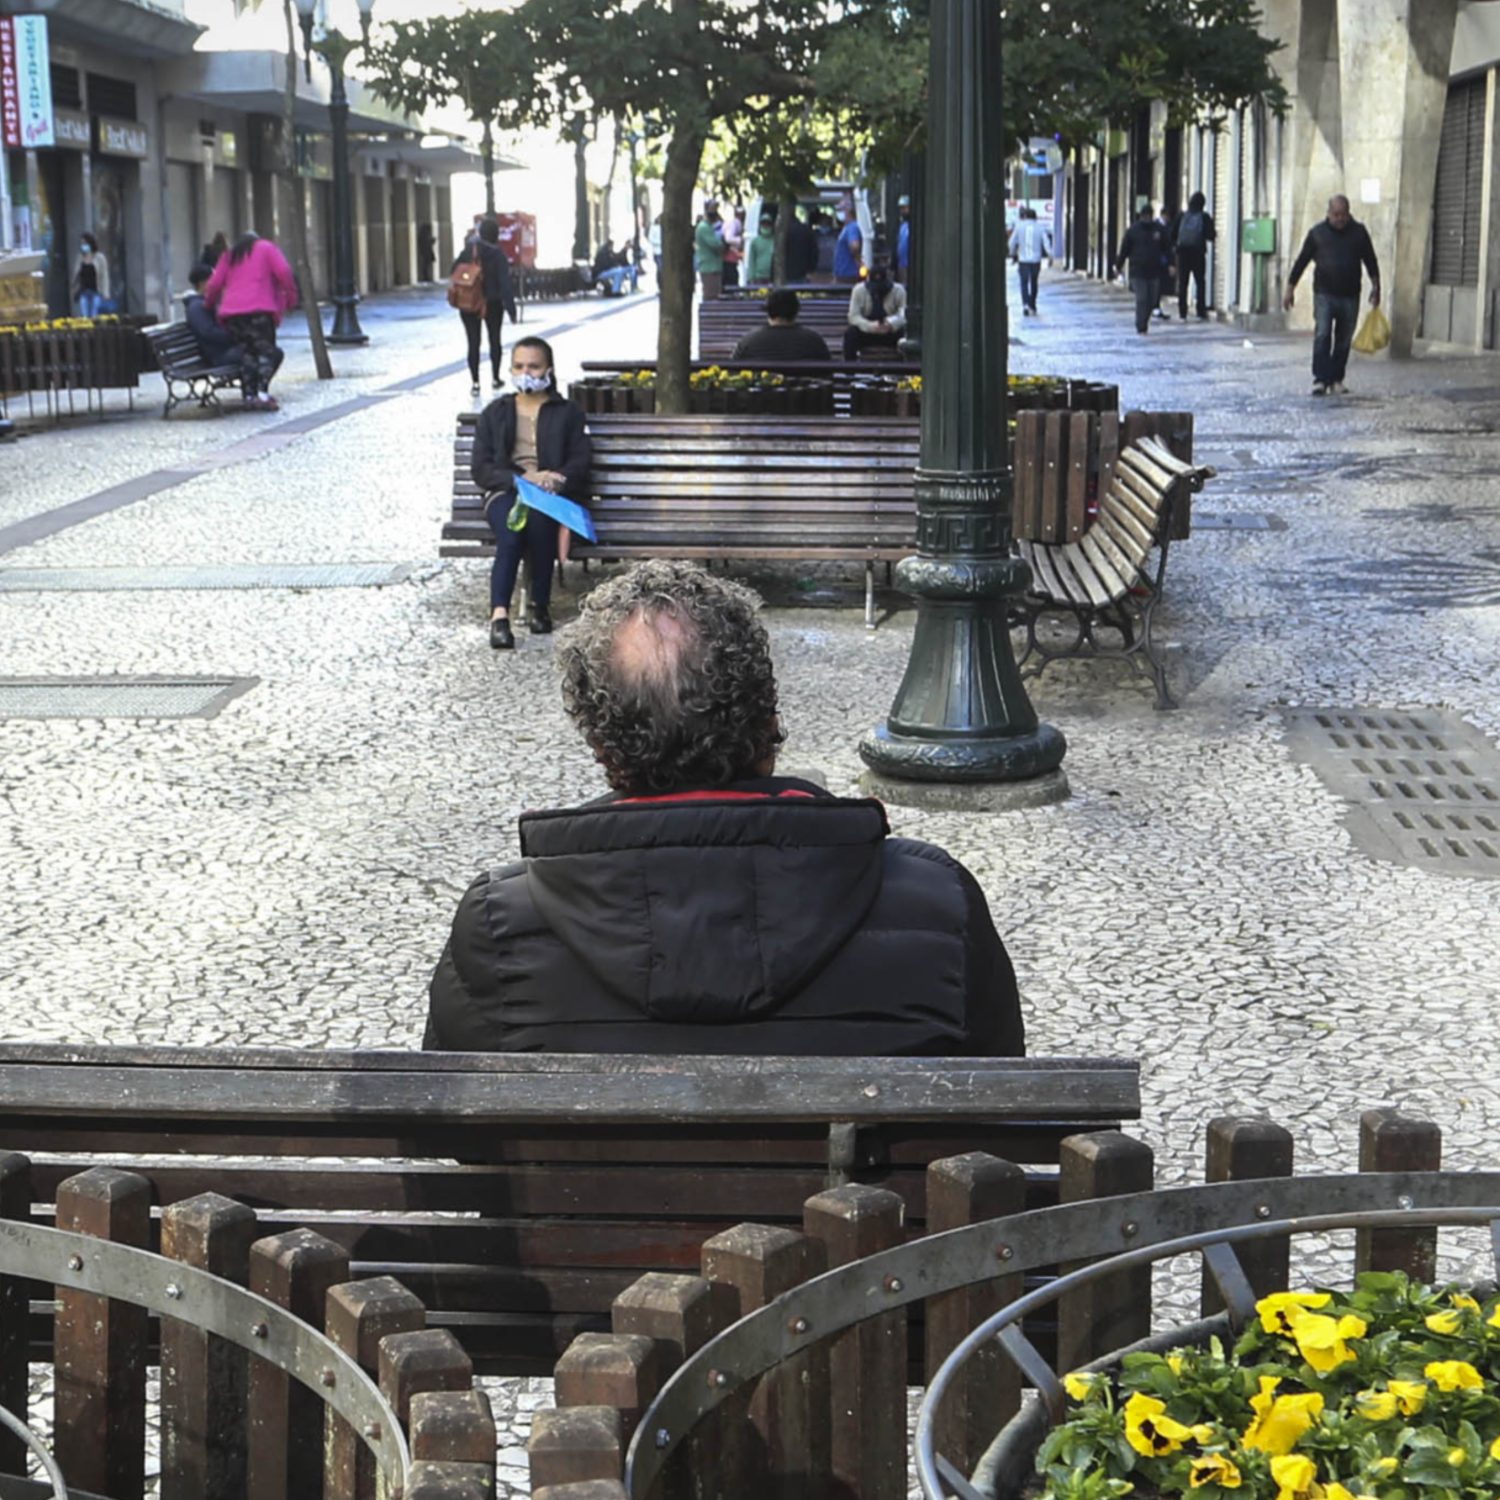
9,0,203,58
356,136,504,174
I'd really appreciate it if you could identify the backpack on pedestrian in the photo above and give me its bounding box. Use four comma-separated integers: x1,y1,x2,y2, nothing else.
448,257,486,314
1177,211,1206,250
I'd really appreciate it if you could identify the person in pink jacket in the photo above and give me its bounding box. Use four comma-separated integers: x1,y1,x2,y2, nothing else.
204,233,299,411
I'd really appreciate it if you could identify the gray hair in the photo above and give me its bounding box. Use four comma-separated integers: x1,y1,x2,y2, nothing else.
556,561,783,796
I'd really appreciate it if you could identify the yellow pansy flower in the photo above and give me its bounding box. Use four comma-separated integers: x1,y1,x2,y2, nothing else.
1451,1293,1480,1312
1270,1453,1318,1500
1426,1309,1462,1335
1353,1388,1398,1421
1242,1378,1325,1455
1289,1309,1366,1373
1425,1359,1483,1392
1189,1453,1242,1489
1488,1303,1500,1329
1490,1435,1500,1459
1123,1391,1192,1457
1167,1354,1185,1376
1447,1447,1467,1467
1063,1371,1100,1402
1191,1424,1217,1443
1324,1487,1378,1500
1370,1455,1399,1475
1387,1379,1427,1414
1257,1291,1332,1336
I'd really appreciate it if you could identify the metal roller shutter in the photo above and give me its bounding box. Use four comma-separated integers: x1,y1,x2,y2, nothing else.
1431,77,1486,287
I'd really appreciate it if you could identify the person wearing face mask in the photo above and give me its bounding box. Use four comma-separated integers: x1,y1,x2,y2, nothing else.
843,255,906,359
471,336,593,650
72,233,110,317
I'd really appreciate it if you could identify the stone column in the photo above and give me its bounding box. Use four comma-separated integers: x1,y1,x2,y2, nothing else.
1336,0,1460,355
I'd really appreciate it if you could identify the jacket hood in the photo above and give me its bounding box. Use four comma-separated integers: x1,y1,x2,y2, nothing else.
516,781,890,1024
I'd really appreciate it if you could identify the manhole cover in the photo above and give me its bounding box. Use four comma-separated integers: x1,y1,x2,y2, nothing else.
0,676,257,720
1192,512,1285,532
0,563,412,593
1283,708,1500,878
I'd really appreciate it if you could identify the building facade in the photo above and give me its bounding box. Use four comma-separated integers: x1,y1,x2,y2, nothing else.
3,0,478,320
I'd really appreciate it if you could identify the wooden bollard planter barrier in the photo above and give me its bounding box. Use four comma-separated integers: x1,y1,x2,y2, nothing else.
531,1110,1464,1500
0,1160,497,1500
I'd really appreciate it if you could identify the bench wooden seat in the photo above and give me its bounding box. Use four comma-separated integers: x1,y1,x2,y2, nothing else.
144,322,243,416
0,1044,1140,1376
697,296,856,360
444,413,922,625
1016,435,1214,710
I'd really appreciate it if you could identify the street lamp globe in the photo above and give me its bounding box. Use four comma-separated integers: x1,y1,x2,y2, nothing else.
354,0,375,46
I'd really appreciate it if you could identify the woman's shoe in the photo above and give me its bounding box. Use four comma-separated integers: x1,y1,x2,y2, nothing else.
489,617,515,650
470,383,481,398
529,608,553,635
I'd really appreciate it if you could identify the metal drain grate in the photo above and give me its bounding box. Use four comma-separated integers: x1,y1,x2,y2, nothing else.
1191,512,1285,532
1283,708,1500,878
0,563,412,593
0,676,257,720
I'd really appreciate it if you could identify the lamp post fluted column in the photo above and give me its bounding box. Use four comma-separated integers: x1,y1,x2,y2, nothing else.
318,33,367,346
859,0,1067,805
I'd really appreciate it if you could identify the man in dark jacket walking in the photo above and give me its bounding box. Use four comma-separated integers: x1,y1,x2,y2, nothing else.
1172,191,1216,321
426,560,1025,1057
1113,207,1170,335
1283,194,1381,397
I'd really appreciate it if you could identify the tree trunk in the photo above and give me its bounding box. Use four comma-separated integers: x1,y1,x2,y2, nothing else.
481,119,495,214
571,116,591,262
773,194,794,285
655,121,706,415
283,0,333,380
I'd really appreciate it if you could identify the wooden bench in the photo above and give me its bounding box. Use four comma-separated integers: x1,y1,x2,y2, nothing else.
444,412,922,626
698,294,855,360
0,1045,1140,1378
144,322,244,417
1016,434,1215,710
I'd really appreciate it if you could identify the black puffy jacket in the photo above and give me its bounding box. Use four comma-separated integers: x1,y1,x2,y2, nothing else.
424,778,1024,1056
471,391,592,501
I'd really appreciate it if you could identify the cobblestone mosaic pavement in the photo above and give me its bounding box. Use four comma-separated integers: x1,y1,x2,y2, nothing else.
4,273,1500,1492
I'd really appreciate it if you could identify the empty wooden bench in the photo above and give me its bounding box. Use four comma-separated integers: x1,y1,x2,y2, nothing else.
443,412,922,625
1015,434,1215,710
145,322,244,416
0,1045,1140,1378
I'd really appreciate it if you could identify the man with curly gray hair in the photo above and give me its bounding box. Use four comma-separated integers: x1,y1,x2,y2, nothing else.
426,561,1023,1056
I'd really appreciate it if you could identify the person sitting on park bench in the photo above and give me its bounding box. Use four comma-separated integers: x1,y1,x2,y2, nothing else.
425,559,1025,1056
185,261,283,396
843,255,906,359
730,288,832,362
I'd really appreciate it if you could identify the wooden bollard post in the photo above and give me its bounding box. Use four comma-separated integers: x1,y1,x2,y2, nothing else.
324,1276,426,1500
378,1329,473,1430
528,1407,623,1491
924,1153,1026,1478
160,1192,259,1500
701,1223,829,1500
54,1167,152,1500
612,1273,734,1500
410,1389,496,1471
1057,1132,1154,1374
0,1154,31,1477
1358,1109,1442,1283
803,1185,906,1500
247,1229,350,1500
555,1332,662,1450
1200,1118,1294,1317
406,1460,494,1500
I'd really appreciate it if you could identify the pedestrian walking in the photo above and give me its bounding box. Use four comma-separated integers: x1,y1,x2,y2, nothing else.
451,216,519,398
1172,192,1215,321
472,336,592,650
895,195,912,284
1008,206,1053,316
72,233,110,317
1112,208,1169,335
202,231,298,411
745,213,776,285
694,200,724,301
416,222,436,283
843,255,906,359
833,207,863,282
1283,193,1382,397
1153,205,1175,321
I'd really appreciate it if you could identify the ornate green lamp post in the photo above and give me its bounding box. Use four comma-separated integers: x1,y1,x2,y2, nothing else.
297,0,374,346
860,0,1067,805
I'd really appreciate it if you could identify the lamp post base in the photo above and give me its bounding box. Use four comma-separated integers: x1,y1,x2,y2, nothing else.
327,296,367,346
859,759,1070,812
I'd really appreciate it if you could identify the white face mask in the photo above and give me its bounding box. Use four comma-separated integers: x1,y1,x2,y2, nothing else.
512,371,551,393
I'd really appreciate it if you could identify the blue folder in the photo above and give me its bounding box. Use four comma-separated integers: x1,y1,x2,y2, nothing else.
514,474,598,542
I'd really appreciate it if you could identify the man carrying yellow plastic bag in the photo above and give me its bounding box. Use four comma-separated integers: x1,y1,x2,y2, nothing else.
1282,194,1382,397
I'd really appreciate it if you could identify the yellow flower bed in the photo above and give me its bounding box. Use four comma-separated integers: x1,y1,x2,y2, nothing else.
686,366,787,390
1038,1273,1500,1499
0,315,122,336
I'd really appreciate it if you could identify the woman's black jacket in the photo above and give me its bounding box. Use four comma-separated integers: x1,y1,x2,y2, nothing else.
471,391,592,501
